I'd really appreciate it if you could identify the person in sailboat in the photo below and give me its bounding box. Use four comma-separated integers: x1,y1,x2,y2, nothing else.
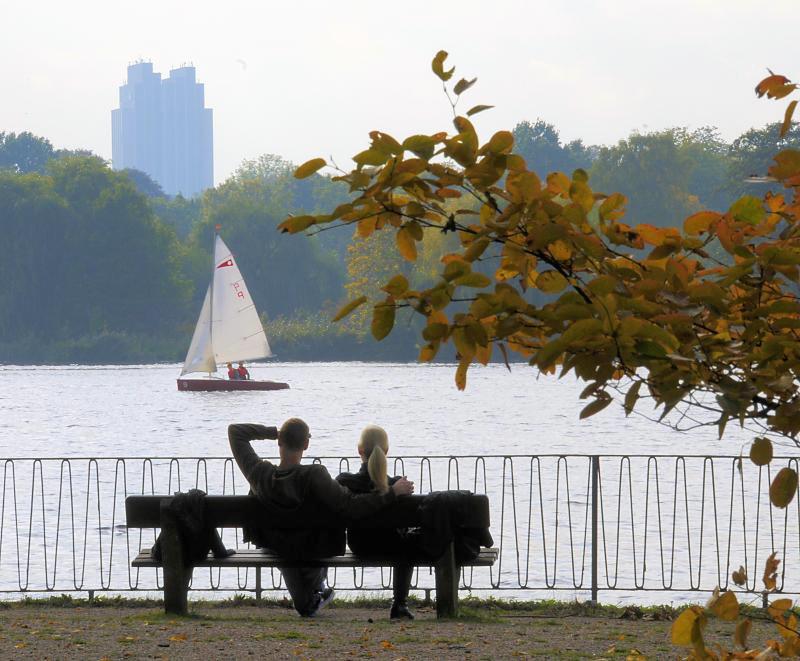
228,418,414,617
237,362,250,380
226,363,239,380
335,425,419,620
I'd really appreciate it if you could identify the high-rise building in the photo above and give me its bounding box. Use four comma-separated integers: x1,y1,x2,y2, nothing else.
111,62,213,197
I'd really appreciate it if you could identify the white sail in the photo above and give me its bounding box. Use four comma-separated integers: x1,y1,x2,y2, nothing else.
180,285,216,375
180,235,272,375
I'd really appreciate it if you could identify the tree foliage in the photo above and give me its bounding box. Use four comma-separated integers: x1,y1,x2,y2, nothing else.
0,156,188,344
281,54,800,479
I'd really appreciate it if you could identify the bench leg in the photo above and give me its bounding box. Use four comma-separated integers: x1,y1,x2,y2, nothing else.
160,502,190,616
434,540,459,618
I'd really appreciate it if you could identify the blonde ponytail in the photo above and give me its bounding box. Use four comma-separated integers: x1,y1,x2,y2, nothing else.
367,445,389,494
360,425,390,494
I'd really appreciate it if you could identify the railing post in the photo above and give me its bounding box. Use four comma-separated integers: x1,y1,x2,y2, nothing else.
255,567,262,602
591,455,599,605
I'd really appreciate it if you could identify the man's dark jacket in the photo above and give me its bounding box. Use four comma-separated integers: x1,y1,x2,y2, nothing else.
229,424,397,560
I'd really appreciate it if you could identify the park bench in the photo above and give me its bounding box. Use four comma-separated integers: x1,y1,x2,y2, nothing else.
125,493,497,618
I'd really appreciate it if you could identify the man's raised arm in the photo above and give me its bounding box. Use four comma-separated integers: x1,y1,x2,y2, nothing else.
228,423,279,484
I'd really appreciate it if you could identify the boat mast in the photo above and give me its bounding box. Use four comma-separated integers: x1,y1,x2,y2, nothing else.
209,225,220,377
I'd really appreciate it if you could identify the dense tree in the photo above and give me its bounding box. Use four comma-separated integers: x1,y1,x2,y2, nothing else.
189,163,344,318
589,129,703,228
0,156,189,346
0,131,55,174
728,121,800,199
150,194,201,239
512,120,595,179
123,168,166,198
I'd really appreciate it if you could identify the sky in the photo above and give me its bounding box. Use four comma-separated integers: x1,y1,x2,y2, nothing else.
2,0,799,184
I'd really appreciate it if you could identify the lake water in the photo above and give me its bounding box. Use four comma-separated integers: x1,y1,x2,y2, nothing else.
0,362,797,605
0,361,763,458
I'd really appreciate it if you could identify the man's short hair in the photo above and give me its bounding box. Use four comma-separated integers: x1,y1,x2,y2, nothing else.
279,417,309,451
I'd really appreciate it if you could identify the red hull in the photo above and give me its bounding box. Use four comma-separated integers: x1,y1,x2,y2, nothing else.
177,379,290,392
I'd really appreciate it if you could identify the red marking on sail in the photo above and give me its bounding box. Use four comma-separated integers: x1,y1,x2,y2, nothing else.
216,259,234,269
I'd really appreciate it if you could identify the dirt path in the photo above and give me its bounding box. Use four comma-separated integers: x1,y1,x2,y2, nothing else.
0,601,778,659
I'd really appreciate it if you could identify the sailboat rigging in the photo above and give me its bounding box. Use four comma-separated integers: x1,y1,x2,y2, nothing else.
177,233,289,392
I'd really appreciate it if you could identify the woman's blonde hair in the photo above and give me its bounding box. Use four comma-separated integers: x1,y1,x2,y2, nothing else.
360,425,389,494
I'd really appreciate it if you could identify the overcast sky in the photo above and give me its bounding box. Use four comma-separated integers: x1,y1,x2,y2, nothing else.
2,0,798,184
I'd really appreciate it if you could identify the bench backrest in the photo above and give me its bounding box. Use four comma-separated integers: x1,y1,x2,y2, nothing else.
125,494,490,529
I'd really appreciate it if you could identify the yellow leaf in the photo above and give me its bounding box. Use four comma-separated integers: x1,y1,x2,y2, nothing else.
549,240,572,260
683,211,721,235
371,298,396,341
536,270,569,293
419,344,437,362
294,158,326,179
278,215,317,234
383,275,409,297
453,273,491,288
380,640,395,650
332,296,368,322
484,130,514,154
169,634,187,642
396,227,418,261
637,224,666,246
770,468,798,508
431,50,454,82
734,618,752,649
768,598,793,621
455,357,470,390
671,606,706,646
453,77,477,95
782,100,798,138
466,104,494,117
749,437,773,466
708,589,739,621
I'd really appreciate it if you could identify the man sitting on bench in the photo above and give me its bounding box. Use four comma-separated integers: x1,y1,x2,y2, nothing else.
229,418,414,617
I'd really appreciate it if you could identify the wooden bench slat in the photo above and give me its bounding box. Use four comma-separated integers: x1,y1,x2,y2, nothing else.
132,548,499,569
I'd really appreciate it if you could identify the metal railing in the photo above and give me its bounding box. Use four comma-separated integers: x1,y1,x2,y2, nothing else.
0,454,798,603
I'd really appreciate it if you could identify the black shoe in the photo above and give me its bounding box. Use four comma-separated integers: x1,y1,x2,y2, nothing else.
303,587,335,617
390,601,415,620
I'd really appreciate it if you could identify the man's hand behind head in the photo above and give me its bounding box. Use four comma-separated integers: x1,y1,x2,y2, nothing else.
391,476,414,496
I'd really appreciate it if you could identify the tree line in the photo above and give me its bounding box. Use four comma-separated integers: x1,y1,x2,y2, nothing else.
0,121,797,363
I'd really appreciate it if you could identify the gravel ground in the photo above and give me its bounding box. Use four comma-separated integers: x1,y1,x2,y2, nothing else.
0,601,780,659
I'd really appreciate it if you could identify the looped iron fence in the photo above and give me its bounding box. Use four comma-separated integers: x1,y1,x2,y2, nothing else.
0,454,797,602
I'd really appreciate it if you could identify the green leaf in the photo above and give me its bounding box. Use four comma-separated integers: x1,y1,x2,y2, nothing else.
371,298,396,341
383,275,409,297
431,50,455,82
729,196,766,225
294,158,326,179
624,381,642,416
770,467,798,508
277,215,316,233
580,396,613,419
332,296,368,322
749,437,773,466
353,148,389,166
453,77,477,95
536,270,569,293
453,273,491,288
466,105,494,117
402,135,436,159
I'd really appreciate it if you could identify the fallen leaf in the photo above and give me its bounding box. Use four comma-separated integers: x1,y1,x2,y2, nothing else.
169,634,187,642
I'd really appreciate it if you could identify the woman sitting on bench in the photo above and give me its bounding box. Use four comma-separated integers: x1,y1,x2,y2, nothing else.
336,425,418,620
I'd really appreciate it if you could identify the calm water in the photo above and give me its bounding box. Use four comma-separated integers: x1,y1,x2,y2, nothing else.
0,361,762,458
0,362,796,604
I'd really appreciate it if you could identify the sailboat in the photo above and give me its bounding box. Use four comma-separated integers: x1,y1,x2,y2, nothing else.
177,232,289,392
